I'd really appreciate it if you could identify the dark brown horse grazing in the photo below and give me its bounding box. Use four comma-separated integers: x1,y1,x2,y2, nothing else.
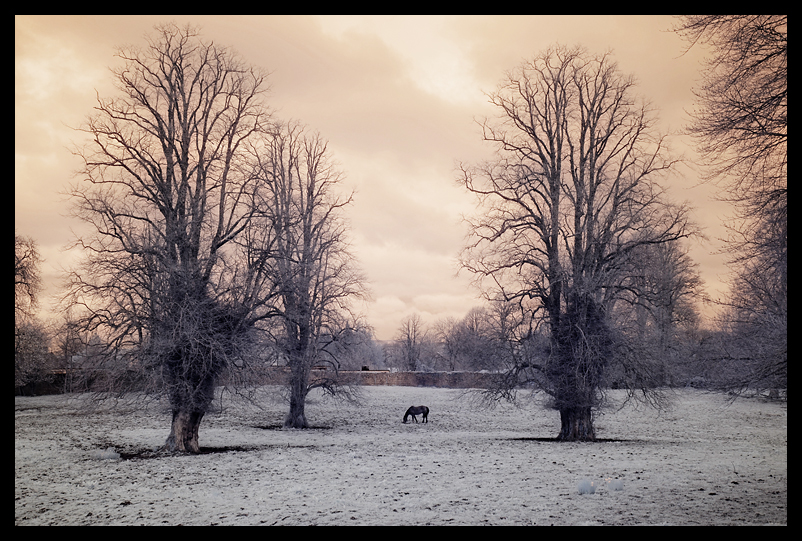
403,406,429,423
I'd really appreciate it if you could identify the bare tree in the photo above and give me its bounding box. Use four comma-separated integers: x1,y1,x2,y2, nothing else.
435,306,511,372
15,233,54,393
248,121,367,428
432,316,461,371
673,16,787,394
707,274,786,398
14,319,53,393
459,45,695,440
392,313,429,371
609,240,704,387
15,233,42,324
64,23,272,452
49,309,87,393
325,324,385,371
456,307,495,371
673,16,786,211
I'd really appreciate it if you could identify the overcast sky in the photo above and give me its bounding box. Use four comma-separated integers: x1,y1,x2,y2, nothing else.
16,15,731,340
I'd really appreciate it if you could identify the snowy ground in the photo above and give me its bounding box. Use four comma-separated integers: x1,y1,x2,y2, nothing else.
16,386,786,525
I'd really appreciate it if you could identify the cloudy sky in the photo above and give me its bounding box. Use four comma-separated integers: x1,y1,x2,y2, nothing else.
16,15,730,340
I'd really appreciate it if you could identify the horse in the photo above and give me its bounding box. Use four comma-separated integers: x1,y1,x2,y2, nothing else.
403,405,429,423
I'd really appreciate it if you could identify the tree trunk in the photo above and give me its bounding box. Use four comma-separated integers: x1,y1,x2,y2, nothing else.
164,409,205,453
557,406,595,441
284,362,309,428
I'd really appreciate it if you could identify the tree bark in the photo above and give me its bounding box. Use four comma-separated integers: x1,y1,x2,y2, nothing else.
164,409,205,453
557,406,596,441
284,361,309,428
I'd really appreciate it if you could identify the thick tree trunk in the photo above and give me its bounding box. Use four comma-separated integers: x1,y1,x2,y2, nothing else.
557,406,595,441
284,362,309,428
164,409,205,453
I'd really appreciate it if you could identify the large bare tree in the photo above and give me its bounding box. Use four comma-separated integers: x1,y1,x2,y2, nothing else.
673,16,787,395
459,45,695,440
248,121,367,428
65,23,271,452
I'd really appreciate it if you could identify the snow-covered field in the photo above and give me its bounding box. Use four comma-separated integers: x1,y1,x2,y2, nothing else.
16,386,786,525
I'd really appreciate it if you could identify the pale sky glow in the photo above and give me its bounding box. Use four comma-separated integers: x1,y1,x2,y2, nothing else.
15,15,730,340
317,16,485,106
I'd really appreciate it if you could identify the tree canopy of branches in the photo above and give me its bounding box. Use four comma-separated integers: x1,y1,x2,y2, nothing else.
65,23,272,452
15,233,42,324
673,16,787,394
459,45,695,440
247,121,367,428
